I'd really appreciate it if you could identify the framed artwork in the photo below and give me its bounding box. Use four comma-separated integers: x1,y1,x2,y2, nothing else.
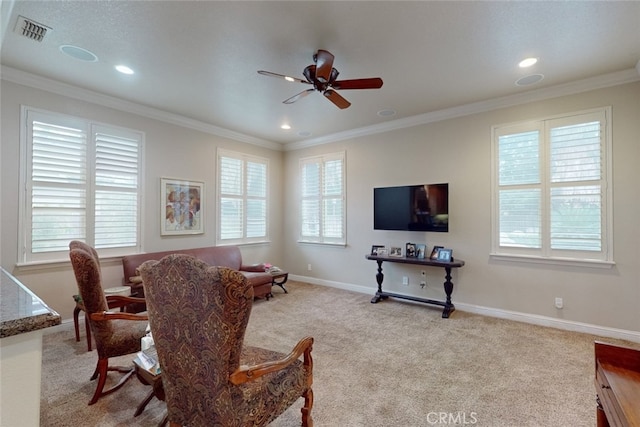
390,246,403,257
430,245,443,260
377,247,388,257
161,178,203,235
416,244,427,259
405,242,417,258
437,248,453,262
371,245,386,256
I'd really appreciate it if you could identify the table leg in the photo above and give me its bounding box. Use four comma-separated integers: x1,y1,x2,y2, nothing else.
441,267,455,318
371,260,387,303
272,273,289,294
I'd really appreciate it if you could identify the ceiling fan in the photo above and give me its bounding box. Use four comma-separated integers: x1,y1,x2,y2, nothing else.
258,49,383,109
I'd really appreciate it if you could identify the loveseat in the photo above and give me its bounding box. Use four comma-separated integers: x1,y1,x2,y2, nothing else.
121,246,273,300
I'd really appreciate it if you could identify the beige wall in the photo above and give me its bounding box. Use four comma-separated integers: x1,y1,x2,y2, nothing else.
283,82,640,334
1,80,286,320
2,78,639,337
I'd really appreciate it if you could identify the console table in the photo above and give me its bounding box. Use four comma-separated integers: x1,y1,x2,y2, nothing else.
594,341,640,426
365,254,465,318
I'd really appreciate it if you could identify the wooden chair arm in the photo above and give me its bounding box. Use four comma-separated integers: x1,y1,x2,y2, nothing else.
105,295,146,309
229,336,313,385
90,311,149,322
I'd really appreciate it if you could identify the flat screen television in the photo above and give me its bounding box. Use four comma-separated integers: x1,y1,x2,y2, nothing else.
373,183,448,232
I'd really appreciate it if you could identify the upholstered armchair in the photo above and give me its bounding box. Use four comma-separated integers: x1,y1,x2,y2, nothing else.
68,240,149,405
139,254,314,427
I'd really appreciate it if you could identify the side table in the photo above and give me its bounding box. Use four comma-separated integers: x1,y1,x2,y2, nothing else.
134,360,167,426
270,270,289,295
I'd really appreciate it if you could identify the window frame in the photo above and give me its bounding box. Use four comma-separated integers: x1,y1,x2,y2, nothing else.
298,151,346,246
490,107,613,268
18,106,144,265
216,148,269,246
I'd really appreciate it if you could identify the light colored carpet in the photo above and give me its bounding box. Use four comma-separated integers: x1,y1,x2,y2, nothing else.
40,281,637,426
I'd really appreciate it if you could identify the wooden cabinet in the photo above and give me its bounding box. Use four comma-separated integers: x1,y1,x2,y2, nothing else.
594,341,640,427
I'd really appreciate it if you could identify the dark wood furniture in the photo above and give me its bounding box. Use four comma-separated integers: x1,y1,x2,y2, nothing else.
594,341,640,427
133,360,167,426
365,254,465,318
270,270,289,295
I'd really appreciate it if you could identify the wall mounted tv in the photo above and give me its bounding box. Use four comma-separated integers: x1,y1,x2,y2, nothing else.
373,183,449,232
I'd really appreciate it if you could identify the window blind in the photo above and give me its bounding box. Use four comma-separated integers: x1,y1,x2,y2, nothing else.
218,151,268,243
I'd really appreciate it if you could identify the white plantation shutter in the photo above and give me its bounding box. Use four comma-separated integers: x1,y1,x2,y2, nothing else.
492,109,611,263
218,150,268,244
30,120,87,253
299,152,345,244
21,108,143,263
94,128,140,248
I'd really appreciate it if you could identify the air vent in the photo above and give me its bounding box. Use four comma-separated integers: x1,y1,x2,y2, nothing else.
14,16,51,42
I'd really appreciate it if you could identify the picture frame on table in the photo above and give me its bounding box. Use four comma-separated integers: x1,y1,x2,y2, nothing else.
405,242,417,258
376,247,388,257
371,245,386,256
389,246,403,257
416,244,427,259
436,248,453,262
430,245,444,260
161,178,203,236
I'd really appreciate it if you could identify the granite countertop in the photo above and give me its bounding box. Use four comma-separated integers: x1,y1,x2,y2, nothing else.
0,267,61,338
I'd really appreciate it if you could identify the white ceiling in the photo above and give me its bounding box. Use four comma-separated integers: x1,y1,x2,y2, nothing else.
2,1,639,147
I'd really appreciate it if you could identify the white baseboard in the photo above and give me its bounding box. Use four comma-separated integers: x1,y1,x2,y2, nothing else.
290,274,640,344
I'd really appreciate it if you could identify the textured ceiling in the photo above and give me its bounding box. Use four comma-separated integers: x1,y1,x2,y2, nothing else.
1,1,639,147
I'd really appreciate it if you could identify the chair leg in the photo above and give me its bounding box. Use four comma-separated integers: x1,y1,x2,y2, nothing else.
73,306,81,342
84,315,92,351
301,388,314,427
88,358,136,405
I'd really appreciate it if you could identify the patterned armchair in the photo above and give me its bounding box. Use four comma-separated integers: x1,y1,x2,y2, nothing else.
139,254,314,427
68,240,149,405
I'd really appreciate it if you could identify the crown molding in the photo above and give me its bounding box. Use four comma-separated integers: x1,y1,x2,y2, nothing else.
3,65,638,153
0,66,282,151
285,67,640,151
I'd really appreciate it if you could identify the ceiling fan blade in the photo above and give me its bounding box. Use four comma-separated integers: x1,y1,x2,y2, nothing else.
323,89,351,109
258,70,309,84
283,89,314,104
315,49,335,83
332,78,384,90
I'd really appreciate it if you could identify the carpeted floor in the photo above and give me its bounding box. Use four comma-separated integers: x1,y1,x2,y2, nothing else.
40,280,638,426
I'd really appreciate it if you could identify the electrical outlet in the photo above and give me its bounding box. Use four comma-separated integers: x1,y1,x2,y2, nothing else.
402,276,409,286
555,297,563,309
307,264,312,271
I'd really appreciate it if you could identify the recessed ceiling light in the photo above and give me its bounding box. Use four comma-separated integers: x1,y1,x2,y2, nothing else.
377,109,396,117
59,45,98,62
281,124,291,130
115,65,135,75
284,76,295,82
519,57,538,68
515,74,544,86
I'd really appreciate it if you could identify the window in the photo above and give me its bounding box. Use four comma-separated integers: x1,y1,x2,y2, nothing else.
491,108,612,265
217,149,268,245
299,152,346,245
19,107,143,263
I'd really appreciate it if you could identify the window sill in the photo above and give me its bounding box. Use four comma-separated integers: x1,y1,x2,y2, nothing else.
489,253,615,269
297,240,347,247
